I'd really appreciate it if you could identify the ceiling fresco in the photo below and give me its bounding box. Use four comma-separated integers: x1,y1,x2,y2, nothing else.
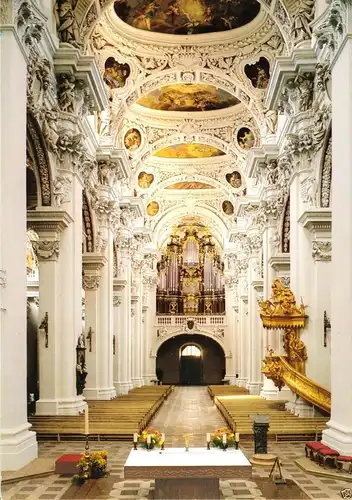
154,143,225,158
137,84,240,112
166,181,215,189
114,0,260,35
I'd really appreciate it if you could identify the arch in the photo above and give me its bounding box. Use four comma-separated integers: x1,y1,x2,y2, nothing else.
152,327,228,357
155,333,226,385
180,343,202,358
82,190,95,252
27,112,52,207
146,173,235,196
80,1,291,55
151,205,229,249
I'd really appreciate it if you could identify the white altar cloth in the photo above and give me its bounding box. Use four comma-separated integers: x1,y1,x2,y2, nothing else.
125,447,251,468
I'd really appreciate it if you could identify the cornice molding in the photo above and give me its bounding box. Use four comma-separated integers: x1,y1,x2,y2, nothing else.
27,210,73,233
298,209,332,234
268,253,290,272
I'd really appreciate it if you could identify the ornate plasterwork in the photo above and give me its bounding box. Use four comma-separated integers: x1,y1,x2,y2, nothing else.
320,135,332,208
82,274,101,290
312,240,331,261
33,239,60,261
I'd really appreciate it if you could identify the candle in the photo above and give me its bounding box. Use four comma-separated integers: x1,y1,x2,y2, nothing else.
147,434,151,444
84,406,89,435
222,433,227,445
235,433,240,442
161,433,165,443
206,433,211,443
133,433,138,443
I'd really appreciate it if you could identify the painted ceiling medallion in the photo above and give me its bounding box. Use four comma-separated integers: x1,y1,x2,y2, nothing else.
222,200,234,215
166,181,215,190
103,57,131,89
154,143,225,158
237,127,255,150
124,128,142,152
137,84,240,112
147,201,160,216
114,0,260,35
226,171,242,189
138,171,154,188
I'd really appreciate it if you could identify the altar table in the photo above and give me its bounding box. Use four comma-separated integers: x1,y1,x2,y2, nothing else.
124,447,252,499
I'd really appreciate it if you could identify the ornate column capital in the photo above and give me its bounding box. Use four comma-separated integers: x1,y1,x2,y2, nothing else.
82,274,101,291
113,294,122,307
312,240,331,262
32,239,59,261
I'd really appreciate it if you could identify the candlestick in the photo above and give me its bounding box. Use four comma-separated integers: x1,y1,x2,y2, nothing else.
206,433,211,443
222,433,227,445
161,433,165,450
235,433,240,442
84,406,89,435
133,433,138,443
147,434,151,444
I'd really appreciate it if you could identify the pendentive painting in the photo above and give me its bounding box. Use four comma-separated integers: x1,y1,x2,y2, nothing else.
154,144,225,159
222,200,234,216
147,201,160,216
103,57,131,89
226,171,242,189
237,127,255,150
138,171,154,189
114,0,260,35
244,57,270,89
137,84,240,112
124,128,142,152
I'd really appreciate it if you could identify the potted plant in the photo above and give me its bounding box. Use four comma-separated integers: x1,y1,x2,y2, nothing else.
73,451,108,483
138,427,164,449
211,427,238,450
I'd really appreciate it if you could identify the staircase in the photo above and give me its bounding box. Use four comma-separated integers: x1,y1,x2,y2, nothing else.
262,355,331,413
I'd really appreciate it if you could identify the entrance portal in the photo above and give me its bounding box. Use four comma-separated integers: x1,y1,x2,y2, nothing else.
156,333,225,385
180,344,203,385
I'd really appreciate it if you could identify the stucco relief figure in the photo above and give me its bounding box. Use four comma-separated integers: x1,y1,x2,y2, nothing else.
26,230,39,274
146,201,159,217
58,74,76,113
264,108,278,135
244,57,270,89
103,57,131,89
53,175,70,207
237,127,255,150
124,128,142,152
222,200,234,216
55,0,81,47
226,171,242,189
138,171,154,189
291,0,315,42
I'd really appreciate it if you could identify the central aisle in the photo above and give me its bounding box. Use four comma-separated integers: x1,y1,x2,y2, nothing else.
151,386,226,446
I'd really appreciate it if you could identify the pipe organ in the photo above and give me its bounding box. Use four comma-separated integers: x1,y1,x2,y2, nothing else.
156,227,225,315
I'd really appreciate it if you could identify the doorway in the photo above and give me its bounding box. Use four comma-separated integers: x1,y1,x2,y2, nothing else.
180,344,203,385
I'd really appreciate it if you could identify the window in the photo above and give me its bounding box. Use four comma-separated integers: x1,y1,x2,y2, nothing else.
181,345,201,357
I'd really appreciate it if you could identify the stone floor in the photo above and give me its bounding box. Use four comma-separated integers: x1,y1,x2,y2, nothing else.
2,387,352,500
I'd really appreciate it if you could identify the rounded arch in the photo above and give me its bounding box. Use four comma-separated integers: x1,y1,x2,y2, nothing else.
81,1,291,54
152,327,228,357
146,173,235,195
27,112,53,207
151,205,229,249
155,332,226,385
179,342,203,358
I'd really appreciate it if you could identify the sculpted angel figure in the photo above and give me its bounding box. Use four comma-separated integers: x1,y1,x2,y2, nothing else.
291,0,315,43
264,108,278,135
58,74,76,113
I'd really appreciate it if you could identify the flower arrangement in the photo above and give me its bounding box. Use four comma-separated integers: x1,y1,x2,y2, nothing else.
73,451,108,483
210,427,238,449
138,427,164,449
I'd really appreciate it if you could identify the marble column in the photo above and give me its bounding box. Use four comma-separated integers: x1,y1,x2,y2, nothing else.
0,27,38,469
237,260,249,387
131,273,143,387
224,282,237,384
143,277,157,384
322,33,352,454
260,223,279,399
114,245,132,394
83,252,115,399
27,211,77,415
112,294,122,391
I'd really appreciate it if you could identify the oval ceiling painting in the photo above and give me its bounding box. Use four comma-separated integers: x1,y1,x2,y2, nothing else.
226,171,242,189
147,201,159,216
154,144,225,159
124,128,142,152
137,84,240,111
222,200,234,216
103,57,131,89
114,0,260,35
166,182,214,190
237,127,255,150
